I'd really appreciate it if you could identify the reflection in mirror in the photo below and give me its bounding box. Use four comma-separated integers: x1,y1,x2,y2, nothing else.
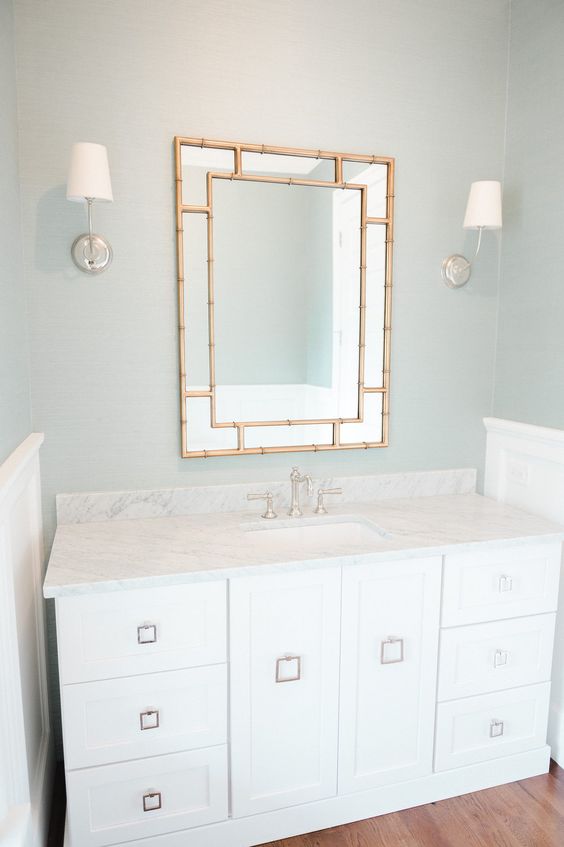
340,393,383,444
343,161,388,218
183,213,209,388
244,424,334,449
242,151,335,182
181,145,234,206
175,138,394,457
364,224,386,387
185,398,237,452
212,178,361,422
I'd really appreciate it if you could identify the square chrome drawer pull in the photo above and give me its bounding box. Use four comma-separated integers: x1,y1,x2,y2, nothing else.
490,719,504,738
498,574,513,593
142,791,162,812
494,649,509,668
140,709,160,731
137,623,157,644
275,655,301,683
380,636,404,664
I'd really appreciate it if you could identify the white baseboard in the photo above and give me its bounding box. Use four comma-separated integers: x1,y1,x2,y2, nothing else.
64,746,551,847
0,805,31,847
0,723,53,847
28,731,54,847
549,702,564,767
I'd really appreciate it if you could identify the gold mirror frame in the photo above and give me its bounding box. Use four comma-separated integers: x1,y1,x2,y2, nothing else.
174,136,394,458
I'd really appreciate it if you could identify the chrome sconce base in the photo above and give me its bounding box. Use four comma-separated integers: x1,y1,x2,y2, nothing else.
441,253,471,289
71,233,113,274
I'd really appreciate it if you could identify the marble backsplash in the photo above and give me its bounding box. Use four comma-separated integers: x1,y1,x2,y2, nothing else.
56,468,477,525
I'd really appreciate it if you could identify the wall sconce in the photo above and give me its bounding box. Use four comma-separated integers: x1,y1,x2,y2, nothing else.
67,142,113,274
442,180,502,288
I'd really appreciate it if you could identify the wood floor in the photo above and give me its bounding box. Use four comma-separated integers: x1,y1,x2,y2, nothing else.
261,761,564,847
47,761,564,847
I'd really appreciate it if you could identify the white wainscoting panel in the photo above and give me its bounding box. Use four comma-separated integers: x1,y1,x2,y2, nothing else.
0,433,53,847
484,417,564,765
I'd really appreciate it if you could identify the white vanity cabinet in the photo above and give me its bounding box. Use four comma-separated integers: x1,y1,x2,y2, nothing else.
53,539,562,847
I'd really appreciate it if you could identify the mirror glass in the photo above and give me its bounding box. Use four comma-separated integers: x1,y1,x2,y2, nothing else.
212,178,361,421
177,139,393,457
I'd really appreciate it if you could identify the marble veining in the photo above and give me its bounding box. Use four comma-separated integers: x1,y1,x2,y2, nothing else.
44,493,564,598
56,468,477,525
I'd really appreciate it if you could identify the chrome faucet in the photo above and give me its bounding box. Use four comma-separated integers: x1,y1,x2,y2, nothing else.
288,467,313,517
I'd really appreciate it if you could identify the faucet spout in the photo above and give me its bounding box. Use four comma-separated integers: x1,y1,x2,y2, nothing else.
288,467,313,517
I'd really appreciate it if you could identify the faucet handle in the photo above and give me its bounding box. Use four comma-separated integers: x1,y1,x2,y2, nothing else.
247,491,277,519
314,487,343,515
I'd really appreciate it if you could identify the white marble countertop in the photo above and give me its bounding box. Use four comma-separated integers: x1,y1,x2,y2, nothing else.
43,493,564,598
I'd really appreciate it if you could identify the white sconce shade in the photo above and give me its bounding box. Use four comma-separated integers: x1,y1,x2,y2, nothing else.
67,142,113,202
463,180,502,230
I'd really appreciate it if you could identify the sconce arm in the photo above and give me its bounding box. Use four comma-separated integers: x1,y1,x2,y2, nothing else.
473,225,484,260
86,198,94,256
441,226,484,288
454,227,485,273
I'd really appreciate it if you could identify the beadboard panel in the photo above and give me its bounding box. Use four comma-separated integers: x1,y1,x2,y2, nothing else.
0,434,53,847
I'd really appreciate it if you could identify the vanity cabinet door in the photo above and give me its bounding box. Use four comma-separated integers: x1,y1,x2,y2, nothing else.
229,567,341,817
338,557,442,794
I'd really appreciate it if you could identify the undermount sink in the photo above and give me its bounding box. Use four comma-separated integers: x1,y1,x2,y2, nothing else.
242,515,390,550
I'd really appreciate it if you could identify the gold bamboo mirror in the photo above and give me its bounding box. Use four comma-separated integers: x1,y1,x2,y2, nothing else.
174,136,394,458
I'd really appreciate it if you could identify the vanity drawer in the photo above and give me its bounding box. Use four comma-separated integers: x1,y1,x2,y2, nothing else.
56,581,227,684
441,542,561,627
438,614,556,701
65,746,228,847
435,682,550,772
62,665,227,770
